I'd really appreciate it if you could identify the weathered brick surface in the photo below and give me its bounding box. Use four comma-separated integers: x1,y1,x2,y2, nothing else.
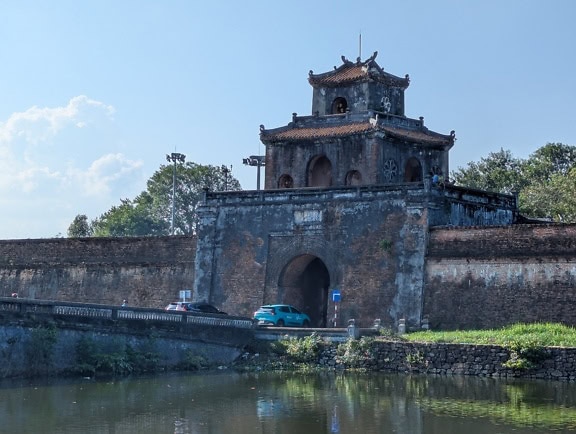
424,224,576,329
0,236,196,309
195,186,430,328
427,224,576,258
2,210,575,332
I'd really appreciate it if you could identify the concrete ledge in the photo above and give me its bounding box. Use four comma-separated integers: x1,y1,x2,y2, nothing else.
254,326,379,342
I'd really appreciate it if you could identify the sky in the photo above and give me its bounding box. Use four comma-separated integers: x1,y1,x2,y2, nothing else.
1,1,575,240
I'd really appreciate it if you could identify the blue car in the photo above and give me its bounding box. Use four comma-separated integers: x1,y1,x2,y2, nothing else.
253,304,311,327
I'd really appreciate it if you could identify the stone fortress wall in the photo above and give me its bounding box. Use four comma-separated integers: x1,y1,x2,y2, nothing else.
1,222,575,331
424,223,576,329
0,236,195,309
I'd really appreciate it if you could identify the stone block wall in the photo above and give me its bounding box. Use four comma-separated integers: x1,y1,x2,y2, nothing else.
0,236,196,309
318,340,576,381
424,224,576,330
2,210,576,332
195,186,430,328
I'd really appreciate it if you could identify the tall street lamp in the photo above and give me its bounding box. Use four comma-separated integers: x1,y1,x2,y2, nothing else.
166,152,186,235
221,164,232,191
242,155,265,190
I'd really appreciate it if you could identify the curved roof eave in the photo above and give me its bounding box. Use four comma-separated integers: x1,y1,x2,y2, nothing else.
260,121,455,147
308,52,410,89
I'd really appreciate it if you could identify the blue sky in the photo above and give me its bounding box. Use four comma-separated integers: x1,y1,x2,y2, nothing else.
1,1,575,239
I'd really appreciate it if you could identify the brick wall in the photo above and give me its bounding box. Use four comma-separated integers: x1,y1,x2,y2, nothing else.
195,186,430,328
0,236,196,309
3,218,576,331
424,224,576,329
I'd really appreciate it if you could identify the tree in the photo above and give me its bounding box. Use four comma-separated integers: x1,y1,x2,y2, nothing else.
521,142,576,183
146,162,241,235
450,148,526,194
520,167,576,222
452,143,576,223
67,214,93,237
82,162,241,237
91,196,168,237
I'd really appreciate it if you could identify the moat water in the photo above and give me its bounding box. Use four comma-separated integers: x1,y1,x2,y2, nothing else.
1,371,575,433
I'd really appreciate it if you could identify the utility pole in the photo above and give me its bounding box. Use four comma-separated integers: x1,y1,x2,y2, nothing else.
242,155,265,190
166,152,186,235
221,164,232,191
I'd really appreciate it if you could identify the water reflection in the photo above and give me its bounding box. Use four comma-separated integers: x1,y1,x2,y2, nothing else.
0,372,575,433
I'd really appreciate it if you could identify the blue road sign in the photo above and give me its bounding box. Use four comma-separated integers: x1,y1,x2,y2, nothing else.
331,289,341,302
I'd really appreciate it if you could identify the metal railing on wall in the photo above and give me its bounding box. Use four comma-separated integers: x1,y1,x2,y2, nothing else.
0,298,254,330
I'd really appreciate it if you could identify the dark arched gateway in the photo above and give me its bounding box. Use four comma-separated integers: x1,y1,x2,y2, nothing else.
278,255,330,327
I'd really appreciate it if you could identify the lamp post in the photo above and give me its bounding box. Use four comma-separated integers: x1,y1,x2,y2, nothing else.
242,155,265,190
221,164,232,191
166,152,186,235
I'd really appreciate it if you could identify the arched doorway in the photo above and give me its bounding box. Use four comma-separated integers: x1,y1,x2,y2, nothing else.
278,255,330,327
345,170,362,186
278,174,294,189
307,155,332,187
404,157,423,182
331,97,348,114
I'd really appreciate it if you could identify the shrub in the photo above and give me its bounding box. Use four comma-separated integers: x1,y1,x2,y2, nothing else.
177,350,208,371
26,325,58,376
282,333,324,363
502,337,548,370
72,336,163,377
379,327,404,340
405,350,427,370
336,337,375,368
126,343,161,374
96,353,133,376
73,336,100,376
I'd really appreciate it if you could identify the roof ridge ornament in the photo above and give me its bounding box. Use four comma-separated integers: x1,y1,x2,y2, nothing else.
343,51,378,67
341,55,353,65
366,51,378,63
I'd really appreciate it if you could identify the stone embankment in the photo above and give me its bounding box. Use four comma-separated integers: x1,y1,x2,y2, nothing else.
316,341,576,381
243,336,576,382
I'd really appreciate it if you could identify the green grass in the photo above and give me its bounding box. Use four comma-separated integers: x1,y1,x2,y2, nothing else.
404,323,576,348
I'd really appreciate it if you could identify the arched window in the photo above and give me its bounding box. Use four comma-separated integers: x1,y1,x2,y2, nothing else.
331,97,348,114
278,174,294,189
404,157,423,182
307,155,332,187
345,170,362,186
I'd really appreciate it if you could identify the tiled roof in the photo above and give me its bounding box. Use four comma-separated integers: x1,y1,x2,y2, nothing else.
310,65,368,86
382,126,453,145
308,52,409,88
262,122,373,141
261,121,454,146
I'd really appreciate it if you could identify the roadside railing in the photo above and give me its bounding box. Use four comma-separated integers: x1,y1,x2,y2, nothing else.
0,298,254,330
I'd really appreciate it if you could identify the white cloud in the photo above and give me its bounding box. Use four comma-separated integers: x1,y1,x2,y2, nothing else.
0,95,115,146
0,96,144,239
16,166,62,193
0,96,125,194
68,153,143,196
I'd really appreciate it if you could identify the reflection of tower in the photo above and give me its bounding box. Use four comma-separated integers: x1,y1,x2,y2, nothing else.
331,404,340,433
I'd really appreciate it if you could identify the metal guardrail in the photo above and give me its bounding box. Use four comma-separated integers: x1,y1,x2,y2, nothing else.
54,305,113,318
0,298,254,330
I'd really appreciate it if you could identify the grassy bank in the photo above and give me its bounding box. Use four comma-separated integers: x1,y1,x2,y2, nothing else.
404,323,576,347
